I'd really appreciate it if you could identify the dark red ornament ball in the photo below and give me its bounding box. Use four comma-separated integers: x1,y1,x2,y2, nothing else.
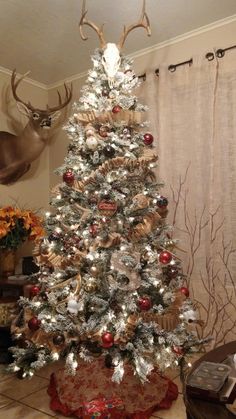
28,317,41,331
143,133,154,145
53,334,65,346
30,285,40,297
172,345,184,356
159,250,172,265
180,287,190,298
103,145,115,158
157,196,168,208
89,223,99,237
112,105,122,114
101,331,114,348
63,170,75,185
138,296,152,311
166,265,179,279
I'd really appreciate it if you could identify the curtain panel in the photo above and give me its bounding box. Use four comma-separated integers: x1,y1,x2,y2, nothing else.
138,50,236,347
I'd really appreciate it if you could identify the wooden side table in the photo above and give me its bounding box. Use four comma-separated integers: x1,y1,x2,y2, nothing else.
184,341,236,419
0,278,31,363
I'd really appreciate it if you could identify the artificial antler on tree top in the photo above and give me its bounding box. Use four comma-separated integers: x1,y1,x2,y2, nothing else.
79,0,151,87
79,0,151,48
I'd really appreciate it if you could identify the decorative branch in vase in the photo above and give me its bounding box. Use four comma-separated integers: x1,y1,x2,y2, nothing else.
0,206,44,278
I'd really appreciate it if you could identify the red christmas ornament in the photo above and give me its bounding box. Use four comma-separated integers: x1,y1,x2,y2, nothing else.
63,170,75,185
138,296,152,311
28,317,41,331
143,133,154,145
180,287,190,298
157,196,168,208
89,223,99,237
172,345,184,356
159,250,172,265
101,331,114,348
112,105,122,114
30,285,40,297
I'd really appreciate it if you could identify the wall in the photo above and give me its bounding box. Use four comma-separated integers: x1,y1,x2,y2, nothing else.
48,18,236,188
48,79,82,188
0,71,49,256
131,19,236,75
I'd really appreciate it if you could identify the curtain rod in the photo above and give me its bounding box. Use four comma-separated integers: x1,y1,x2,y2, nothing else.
138,44,236,81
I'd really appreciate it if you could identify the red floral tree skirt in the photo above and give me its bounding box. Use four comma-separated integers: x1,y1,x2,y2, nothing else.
48,358,178,418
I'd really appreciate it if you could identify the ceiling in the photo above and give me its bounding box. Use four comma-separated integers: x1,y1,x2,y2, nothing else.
0,0,236,85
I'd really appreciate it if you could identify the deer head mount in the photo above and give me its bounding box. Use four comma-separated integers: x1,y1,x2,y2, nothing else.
79,0,151,87
0,70,72,185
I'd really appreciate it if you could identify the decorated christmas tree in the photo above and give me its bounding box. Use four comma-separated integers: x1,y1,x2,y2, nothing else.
9,0,204,384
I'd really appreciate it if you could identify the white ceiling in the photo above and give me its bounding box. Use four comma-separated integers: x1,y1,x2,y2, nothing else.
0,0,236,85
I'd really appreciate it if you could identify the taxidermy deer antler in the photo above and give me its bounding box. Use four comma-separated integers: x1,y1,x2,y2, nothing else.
79,0,151,87
0,70,72,185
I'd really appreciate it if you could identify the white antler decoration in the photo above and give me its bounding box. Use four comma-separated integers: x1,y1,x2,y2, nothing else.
79,0,151,87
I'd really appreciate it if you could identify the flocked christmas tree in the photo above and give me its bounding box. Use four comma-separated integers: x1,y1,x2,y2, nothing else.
9,0,204,382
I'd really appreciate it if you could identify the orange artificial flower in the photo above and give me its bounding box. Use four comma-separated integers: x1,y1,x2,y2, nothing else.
0,221,10,239
0,206,45,249
0,206,20,218
21,210,34,230
29,225,45,241
0,206,22,228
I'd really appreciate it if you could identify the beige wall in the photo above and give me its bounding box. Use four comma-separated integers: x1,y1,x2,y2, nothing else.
0,71,49,256
48,79,82,188
132,20,236,75
48,19,236,188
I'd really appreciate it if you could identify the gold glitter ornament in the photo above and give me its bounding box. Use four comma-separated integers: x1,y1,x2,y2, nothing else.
90,265,100,277
165,239,175,251
84,277,98,293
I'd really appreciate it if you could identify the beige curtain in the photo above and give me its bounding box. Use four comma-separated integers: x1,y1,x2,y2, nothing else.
138,50,236,347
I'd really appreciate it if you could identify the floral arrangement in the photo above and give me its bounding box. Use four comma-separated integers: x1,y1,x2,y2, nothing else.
0,206,44,250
